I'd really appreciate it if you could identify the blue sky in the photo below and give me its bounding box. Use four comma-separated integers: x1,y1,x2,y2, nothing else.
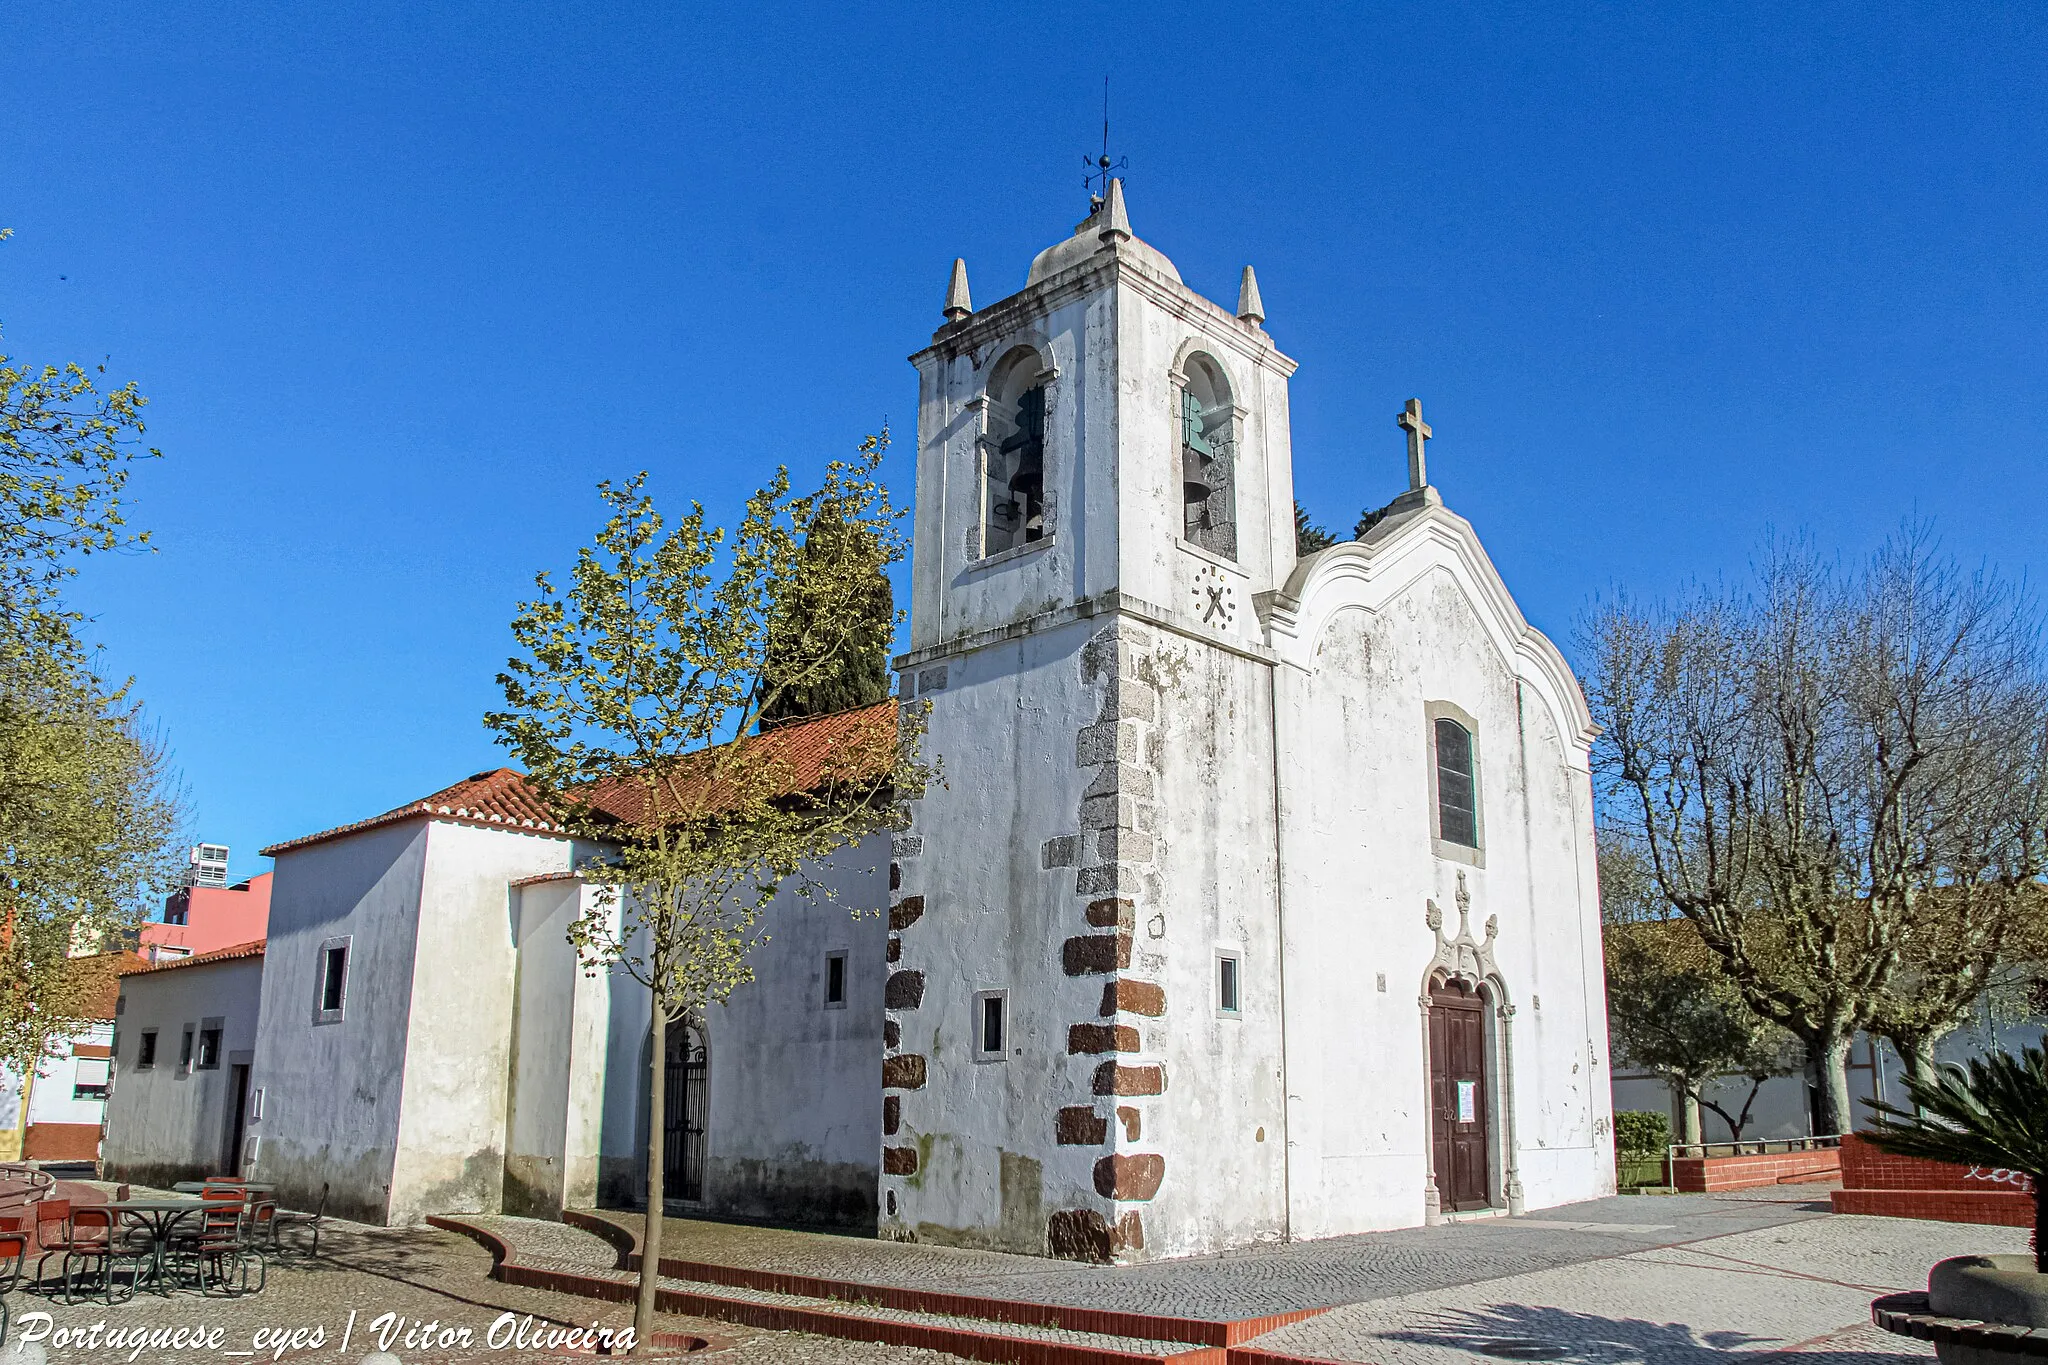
5,2,2045,883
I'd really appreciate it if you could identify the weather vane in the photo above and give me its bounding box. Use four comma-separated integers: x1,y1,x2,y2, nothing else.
1084,76,1127,212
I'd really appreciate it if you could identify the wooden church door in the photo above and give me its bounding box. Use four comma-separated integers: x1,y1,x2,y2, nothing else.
1429,980,1491,1211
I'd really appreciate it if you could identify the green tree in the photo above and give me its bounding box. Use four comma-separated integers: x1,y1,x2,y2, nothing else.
0,650,185,1074
1603,835,1796,1143
1867,1042,2048,1271
759,502,894,727
1585,530,2048,1134
1294,501,1336,555
489,433,932,1351
0,240,183,1076
0,258,160,652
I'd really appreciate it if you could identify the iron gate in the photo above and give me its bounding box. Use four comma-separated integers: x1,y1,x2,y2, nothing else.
662,1020,707,1203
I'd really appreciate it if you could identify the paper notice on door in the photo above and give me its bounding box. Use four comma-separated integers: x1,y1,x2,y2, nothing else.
1456,1080,1477,1123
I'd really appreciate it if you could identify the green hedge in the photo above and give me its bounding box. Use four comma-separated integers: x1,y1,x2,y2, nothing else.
1615,1109,1672,1156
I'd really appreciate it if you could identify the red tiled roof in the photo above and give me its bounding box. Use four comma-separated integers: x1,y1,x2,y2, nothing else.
118,939,266,976
581,701,899,828
260,766,569,857
260,701,900,856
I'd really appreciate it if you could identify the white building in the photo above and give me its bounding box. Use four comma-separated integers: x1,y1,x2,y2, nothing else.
882,181,1611,1259
104,942,266,1186
114,182,1613,1260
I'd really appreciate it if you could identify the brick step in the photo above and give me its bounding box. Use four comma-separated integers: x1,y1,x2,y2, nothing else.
431,1214,1345,1365
431,1214,1222,1364
560,1209,1322,1351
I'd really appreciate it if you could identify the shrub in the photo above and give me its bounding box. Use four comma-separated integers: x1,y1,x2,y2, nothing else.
1615,1110,1672,1156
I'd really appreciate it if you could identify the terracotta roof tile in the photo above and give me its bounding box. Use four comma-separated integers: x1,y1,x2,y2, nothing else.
582,701,899,827
260,701,900,856
118,939,266,977
260,766,570,857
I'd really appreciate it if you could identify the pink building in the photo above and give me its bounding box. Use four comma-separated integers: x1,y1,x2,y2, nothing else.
141,872,272,962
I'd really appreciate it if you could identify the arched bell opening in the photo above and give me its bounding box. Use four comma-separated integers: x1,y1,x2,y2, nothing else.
978,345,1055,557
1173,350,1237,560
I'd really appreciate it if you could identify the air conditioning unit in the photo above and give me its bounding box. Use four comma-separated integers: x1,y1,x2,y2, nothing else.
188,843,230,888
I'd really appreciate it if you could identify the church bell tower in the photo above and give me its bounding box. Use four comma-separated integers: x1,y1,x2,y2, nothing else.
882,181,1302,1261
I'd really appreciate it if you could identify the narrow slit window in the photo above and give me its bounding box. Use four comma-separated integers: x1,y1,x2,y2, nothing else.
1434,717,1478,847
136,1030,158,1069
322,948,346,1010
315,941,352,1023
974,990,1008,1060
197,1026,222,1070
1218,954,1241,1014
179,1028,195,1071
981,996,1004,1053
824,951,847,1008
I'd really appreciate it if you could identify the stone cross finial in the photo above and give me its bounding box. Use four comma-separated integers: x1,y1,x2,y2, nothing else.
1398,398,1432,491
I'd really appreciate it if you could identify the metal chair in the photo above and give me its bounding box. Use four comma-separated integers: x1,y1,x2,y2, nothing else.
166,1192,264,1297
0,1216,27,1346
267,1182,326,1258
53,1206,145,1305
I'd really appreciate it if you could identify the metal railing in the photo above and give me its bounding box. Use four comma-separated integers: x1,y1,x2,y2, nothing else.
1667,1134,1842,1160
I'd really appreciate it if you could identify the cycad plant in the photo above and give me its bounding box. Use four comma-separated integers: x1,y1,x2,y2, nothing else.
1866,1042,2047,1272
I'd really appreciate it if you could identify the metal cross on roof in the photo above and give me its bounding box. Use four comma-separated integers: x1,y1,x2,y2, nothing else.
1399,398,1433,491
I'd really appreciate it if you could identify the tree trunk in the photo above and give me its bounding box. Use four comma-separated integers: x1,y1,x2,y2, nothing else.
1896,1034,1940,1109
1678,1088,1703,1146
634,1004,666,1354
1812,1033,1854,1136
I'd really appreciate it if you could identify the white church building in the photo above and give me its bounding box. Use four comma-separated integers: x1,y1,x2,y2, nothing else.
120,182,1614,1260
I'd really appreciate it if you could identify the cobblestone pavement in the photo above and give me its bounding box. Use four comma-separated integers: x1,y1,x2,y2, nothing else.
1244,1211,2028,1365
593,1187,1842,1321
8,1215,960,1364
8,1182,2007,1364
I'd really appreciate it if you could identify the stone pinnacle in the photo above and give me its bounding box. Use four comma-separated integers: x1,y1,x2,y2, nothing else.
943,258,972,322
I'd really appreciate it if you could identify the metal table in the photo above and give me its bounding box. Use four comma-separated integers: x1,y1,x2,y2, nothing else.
170,1182,276,1195
103,1197,206,1294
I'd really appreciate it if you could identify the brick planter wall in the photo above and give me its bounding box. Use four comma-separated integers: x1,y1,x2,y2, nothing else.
1831,1133,2034,1227
1668,1147,1841,1193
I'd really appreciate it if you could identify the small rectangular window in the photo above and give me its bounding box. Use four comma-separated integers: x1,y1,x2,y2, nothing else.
824,951,847,1008
1218,953,1242,1014
136,1030,158,1069
197,1025,222,1070
973,989,1008,1061
179,1028,195,1071
316,937,352,1021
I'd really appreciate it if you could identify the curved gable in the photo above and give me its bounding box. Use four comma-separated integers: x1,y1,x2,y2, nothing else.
1260,504,1596,765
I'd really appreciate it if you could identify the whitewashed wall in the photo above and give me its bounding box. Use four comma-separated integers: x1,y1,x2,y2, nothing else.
106,958,263,1186
1269,508,1613,1238
385,821,586,1224
249,818,583,1225
596,838,891,1228
505,878,612,1215
249,820,431,1223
